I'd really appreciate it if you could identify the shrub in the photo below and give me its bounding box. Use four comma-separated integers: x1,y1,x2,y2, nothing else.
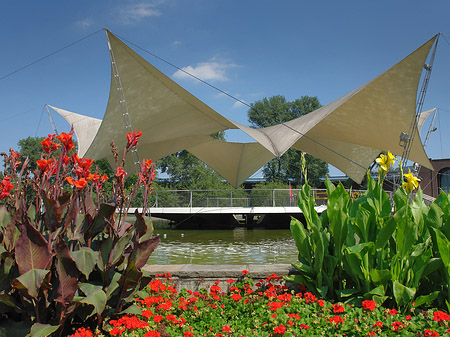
287,152,449,312
0,130,160,336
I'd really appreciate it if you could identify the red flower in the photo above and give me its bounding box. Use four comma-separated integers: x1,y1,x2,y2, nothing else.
317,299,324,307
273,324,286,335
300,324,310,330
226,279,234,284
433,310,450,322
367,332,376,336
65,177,88,189
391,321,404,332
56,131,75,151
183,332,194,337
116,167,127,180
0,176,14,200
405,315,412,320
372,321,383,328
143,331,161,337
388,308,398,315
153,315,163,323
242,270,249,275
330,315,345,324
67,327,93,337
362,300,376,311
230,293,242,301
126,130,142,148
333,303,345,313
222,325,231,332
37,159,54,172
41,136,61,153
424,329,439,337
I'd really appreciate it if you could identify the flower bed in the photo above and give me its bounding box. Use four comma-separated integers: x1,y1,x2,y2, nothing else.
70,271,450,337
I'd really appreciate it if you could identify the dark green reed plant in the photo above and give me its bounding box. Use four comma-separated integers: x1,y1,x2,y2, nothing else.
0,130,160,336
287,152,448,312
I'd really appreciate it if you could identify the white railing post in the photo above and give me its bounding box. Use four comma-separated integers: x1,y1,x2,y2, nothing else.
273,189,275,207
190,190,193,208
155,191,158,208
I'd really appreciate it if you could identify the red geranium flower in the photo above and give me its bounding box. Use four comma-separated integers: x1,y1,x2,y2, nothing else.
273,324,286,335
424,329,439,337
362,300,376,311
433,310,450,322
333,303,345,313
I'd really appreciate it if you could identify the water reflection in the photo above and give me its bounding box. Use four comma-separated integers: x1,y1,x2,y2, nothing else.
148,228,298,264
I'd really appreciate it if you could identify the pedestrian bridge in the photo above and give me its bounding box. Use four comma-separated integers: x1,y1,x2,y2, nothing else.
128,188,360,229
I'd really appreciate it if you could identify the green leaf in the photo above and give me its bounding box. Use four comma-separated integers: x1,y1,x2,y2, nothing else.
414,291,439,308
393,280,416,308
369,269,391,286
119,304,142,315
0,294,16,308
79,283,103,297
290,218,311,263
109,231,133,267
28,323,59,337
0,207,11,229
72,247,97,279
79,289,107,317
433,228,450,267
376,217,397,249
12,269,50,299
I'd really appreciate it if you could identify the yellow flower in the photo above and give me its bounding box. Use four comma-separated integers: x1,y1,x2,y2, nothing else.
376,151,396,173
402,169,421,193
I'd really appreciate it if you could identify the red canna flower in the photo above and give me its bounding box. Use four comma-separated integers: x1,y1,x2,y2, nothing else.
41,137,61,153
126,130,142,148
56,131,75,151
0,176,14,200
37,159,54,172
65,177,88,189
116,167,127,180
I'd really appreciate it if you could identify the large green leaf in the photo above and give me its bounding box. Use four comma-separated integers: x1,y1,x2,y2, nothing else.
12,269,50,299
393,280,416,308
433,228,450,268
370,269,391,286
0,207,10,229
414,291,439,308
290,218,311,263
27,323,59,337
376,217,397,249
79,289,107,317
395,209,417,259
109,231,133,267
72,247,97,279
15,220,51,275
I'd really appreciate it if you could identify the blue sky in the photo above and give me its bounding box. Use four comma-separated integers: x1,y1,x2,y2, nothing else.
1,0,450,177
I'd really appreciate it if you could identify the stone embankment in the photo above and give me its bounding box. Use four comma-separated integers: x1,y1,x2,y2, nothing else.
143,264,300,292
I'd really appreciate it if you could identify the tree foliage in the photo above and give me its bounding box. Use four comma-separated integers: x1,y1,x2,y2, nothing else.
157,131,232,190
248,95,329,187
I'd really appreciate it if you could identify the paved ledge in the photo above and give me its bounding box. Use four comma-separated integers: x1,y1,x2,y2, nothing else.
142,264,299,292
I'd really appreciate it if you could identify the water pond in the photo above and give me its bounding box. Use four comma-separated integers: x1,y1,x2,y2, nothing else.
148,228,298,264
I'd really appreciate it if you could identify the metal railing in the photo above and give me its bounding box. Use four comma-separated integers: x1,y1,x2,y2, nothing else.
147,188,369,208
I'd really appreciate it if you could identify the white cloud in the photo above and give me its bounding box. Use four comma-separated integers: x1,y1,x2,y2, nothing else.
116,1,162,24
232,100,247,109
76,18,93,29
173,60,235,82
172,40,182,47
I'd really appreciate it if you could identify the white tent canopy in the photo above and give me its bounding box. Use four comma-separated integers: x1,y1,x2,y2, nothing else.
53,30,437,187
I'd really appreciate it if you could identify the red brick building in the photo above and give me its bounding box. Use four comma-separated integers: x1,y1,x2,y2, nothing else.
418,159,450,198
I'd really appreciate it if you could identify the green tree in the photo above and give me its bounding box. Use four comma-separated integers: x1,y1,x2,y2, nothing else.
157,131,232,190
248,95,329,187
17,136,45,171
